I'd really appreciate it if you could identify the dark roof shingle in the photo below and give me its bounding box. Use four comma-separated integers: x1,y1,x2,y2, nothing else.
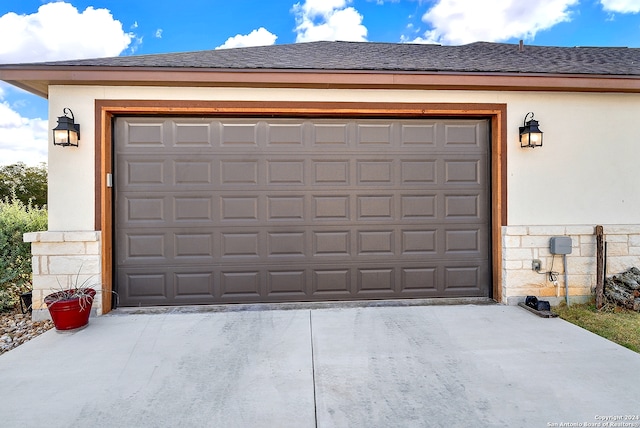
6,41,640,76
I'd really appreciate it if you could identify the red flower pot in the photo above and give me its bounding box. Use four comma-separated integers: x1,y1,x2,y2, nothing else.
44,289,96,331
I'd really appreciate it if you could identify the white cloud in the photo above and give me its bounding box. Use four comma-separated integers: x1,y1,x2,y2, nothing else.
215,27,277,50
293,0,367,42
413,0,579,45
0,2,136,166
600,0,640,13
0,2,134,63
401,35,436,45
0,99,47,167
296,0,352,16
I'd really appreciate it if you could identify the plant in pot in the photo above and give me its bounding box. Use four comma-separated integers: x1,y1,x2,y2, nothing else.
44,272,98,332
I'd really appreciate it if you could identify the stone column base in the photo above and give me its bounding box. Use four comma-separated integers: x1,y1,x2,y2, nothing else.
23,231,102,320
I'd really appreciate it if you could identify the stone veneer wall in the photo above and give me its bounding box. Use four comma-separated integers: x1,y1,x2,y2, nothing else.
21,226,640,315
23,231,102,321
502,225,640,305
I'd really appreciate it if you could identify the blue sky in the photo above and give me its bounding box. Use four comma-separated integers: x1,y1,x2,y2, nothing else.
1,0,639,165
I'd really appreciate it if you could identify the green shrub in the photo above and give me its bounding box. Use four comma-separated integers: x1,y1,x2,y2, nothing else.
0,162,48,208
0,195,47,312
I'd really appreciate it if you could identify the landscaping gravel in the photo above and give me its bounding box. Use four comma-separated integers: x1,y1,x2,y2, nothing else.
0,310,53,356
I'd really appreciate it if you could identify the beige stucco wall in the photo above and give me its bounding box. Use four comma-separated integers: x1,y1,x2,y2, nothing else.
41,84,640,308
48,85,640,229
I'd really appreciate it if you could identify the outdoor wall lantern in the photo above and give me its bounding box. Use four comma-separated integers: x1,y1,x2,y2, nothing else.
52,108,80,147
519,112,543,148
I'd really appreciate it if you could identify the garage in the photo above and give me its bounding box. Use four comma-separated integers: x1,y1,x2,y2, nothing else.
114,116,490,306
7,40,637,315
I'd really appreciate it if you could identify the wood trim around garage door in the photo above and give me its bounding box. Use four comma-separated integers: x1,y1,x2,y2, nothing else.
95,100,508,312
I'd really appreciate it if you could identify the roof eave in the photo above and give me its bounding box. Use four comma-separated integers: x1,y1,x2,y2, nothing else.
2,66,640,98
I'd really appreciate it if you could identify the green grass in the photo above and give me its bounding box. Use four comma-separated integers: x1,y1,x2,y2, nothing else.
554,302,640,353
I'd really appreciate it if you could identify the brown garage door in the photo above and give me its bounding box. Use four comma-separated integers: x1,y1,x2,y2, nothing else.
114,117,490,306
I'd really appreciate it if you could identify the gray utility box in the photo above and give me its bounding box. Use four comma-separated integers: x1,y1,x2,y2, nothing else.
550,236,572,255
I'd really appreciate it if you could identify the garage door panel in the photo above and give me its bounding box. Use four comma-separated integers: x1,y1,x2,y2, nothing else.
119,157,223,189
174,272,215,298
442,197,488,224
313,231,351,256
444,159,481,184
401,267,437,292
401,194,437,219
357,195,394,220
357,123,393,145
221,232,260,259
445,229,480,254
125,196,166,223
220,160,259,185
174,233,214,259
220,270,261,298
445,266,480,289
401,230,437,255
115,117,490,306
313,122,350,146
174,161,213,185
220,196,260,221
119,229,216,265
444,123,482,147
313,269,352,295
313,160,350,185
313,195,350,220
357,268,395,293
357,161,393,185
220,122,259,146
125,121,165,146
400,123,436,146
267,196,305,221
445,194,480,218
268,232,306,257
125,159,166,186
357,230,394,256
266,122,305,146
267,271,308,296
174,196,214,222
204,155,491,190
267,160,305,184
121,194,215,227
443,263,490,296
174,122,213,147
401,160,437,184
118,271,169,302
123,233,167,261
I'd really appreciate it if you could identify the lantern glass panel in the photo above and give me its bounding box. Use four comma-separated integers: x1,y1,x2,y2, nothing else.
54,129,70,145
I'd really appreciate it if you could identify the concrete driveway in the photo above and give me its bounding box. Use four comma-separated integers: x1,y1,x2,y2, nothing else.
1,304,639,427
